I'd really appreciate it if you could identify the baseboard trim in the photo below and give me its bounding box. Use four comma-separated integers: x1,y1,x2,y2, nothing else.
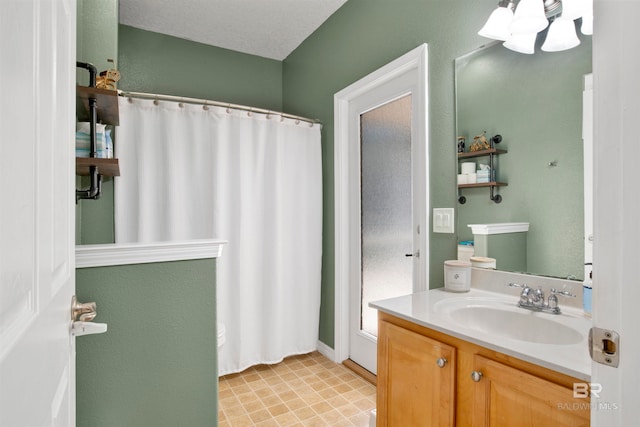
316,340,335,361
342,358,377,386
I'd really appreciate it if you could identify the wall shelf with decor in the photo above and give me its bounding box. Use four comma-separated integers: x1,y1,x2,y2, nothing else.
76,62,120,201
457,148,507,204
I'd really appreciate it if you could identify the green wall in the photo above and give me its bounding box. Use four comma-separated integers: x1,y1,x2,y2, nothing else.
76,259,218,427
282,0,509,347
76,0,118,86
118,25,283,110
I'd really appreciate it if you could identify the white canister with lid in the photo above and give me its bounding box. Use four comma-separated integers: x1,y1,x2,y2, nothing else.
470,256,496,269
444,260,472,292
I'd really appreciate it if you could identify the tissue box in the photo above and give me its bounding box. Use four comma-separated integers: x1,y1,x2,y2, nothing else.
476,170,490,183
457,242,474,262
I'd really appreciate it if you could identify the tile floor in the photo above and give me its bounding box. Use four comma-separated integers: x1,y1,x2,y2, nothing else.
218,351,376,426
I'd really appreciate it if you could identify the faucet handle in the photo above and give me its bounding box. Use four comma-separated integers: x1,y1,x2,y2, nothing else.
507,283,528,289
547,288,576,312
550,288,576,298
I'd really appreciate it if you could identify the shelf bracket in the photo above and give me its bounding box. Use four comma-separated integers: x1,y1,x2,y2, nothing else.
76,166,103,201
490,186,502,204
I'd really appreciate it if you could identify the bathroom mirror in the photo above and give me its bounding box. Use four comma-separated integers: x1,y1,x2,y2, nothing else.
455,38,592,280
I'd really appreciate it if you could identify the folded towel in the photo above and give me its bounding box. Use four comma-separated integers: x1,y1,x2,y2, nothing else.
76,122,113,158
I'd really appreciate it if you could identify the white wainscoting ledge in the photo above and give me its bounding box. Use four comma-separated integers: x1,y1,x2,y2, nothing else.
76,239,227,269
467,222,530,235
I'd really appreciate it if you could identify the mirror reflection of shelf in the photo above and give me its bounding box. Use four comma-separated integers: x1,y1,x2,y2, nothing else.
458,182,507,189
457,148,507,203
457,148,507,159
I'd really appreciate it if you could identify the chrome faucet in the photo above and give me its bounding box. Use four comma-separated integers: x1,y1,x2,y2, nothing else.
507,283,575,315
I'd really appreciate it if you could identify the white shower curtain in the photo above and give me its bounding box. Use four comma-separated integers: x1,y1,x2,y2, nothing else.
114,97,323,376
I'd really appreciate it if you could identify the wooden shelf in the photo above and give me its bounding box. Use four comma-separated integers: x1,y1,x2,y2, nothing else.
76,157,120,177
76,86,119,125
458,181,507,189
457,148,507,159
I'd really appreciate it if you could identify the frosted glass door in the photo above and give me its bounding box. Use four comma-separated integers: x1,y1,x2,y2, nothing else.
360,95,413,336
339,44,428,376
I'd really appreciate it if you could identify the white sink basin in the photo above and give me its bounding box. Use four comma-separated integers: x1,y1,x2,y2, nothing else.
433,297,584,345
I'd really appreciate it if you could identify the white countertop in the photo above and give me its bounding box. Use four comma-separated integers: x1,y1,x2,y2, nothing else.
370,287,591,381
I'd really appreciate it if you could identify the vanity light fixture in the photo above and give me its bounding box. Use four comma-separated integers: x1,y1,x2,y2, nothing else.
478,0,593,54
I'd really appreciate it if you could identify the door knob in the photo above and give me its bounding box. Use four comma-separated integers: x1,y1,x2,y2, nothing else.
71,296,107,337
71,295,97,322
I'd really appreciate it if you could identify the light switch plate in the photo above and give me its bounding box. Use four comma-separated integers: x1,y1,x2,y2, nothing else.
433,208,455,233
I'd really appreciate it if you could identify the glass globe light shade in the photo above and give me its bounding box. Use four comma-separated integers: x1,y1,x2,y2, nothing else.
478,6,514,41
503,32,537,54
541,18,581,52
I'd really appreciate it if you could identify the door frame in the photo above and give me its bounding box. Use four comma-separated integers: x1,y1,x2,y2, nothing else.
333,44,429,364
591,1,640,424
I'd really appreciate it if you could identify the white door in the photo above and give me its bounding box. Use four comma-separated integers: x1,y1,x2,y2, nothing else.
591,1,640,424
0,1,77,426
334,45,429,374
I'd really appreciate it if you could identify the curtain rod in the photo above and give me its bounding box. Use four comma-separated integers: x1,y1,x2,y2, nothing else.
118,90,321,126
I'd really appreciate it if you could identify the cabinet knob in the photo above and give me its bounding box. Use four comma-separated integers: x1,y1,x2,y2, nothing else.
436,358,447,368
471,371,483,382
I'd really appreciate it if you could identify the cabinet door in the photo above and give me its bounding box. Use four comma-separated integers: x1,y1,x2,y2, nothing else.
472,355,589,427
377,321,455,426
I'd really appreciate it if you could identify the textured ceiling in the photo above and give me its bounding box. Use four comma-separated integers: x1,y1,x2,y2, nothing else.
119,0,347,60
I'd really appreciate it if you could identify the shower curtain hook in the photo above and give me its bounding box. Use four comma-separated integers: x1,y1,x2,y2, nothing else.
226,104,231,114
247,108,253,117
203,100,209,111
280,113,285,122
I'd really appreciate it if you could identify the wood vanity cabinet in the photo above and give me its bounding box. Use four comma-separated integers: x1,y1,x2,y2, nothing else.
376,312,590,427
377,321,455,426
